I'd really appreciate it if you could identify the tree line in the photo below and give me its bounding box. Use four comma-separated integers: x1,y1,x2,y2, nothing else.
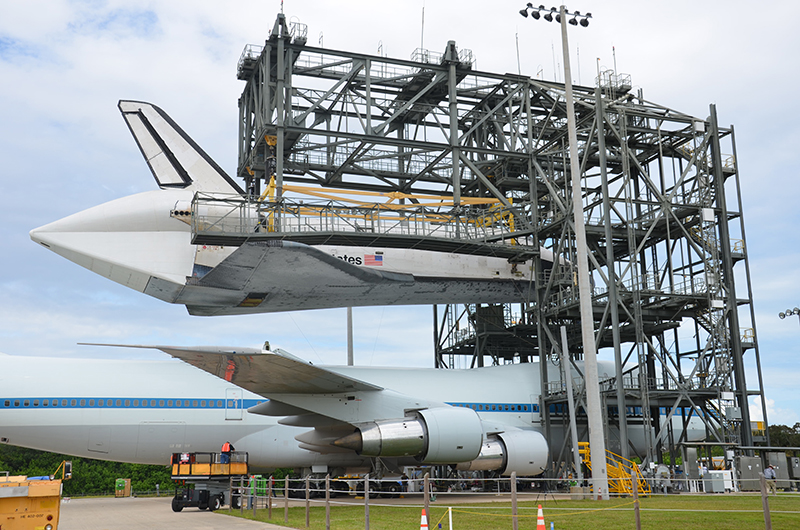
0,445,295,496
0,445,172,495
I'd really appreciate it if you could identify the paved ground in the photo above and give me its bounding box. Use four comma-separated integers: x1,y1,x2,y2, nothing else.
58,496,292,530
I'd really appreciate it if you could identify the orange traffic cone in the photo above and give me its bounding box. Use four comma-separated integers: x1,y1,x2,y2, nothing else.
536,504,545,530
420,508,429,530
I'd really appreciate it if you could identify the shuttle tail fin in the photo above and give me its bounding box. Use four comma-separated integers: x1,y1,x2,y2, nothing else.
118,100,244,195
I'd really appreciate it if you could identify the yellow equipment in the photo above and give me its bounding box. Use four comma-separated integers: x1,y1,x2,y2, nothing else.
0,461,71,530
579,442,650,496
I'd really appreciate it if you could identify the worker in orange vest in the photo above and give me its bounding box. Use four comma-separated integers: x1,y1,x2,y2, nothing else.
221,441,234,464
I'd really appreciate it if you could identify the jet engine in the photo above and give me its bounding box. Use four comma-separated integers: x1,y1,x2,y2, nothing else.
456,429,549,476
332,407,484,464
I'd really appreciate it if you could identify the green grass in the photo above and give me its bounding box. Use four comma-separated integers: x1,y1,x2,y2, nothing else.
227,494,800,530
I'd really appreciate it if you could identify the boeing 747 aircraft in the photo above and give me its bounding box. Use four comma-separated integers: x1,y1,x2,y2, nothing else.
0,346,705,478
29,101,553,316
0,346,555,476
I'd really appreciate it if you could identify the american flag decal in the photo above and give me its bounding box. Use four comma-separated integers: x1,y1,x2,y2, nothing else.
364,254,383,266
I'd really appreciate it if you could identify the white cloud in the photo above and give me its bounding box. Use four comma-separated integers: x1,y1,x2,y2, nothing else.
750,396,799,427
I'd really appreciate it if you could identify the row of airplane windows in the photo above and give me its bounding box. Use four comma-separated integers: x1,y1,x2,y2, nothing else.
449,403,538,412
0,398,257,409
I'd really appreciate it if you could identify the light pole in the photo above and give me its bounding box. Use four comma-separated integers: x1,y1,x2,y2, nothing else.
519,4,609,500
779,307,800,325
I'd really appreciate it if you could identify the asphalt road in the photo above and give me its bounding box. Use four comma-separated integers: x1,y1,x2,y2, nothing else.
58,496,290,530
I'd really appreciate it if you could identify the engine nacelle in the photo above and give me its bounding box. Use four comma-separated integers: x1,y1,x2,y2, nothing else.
456,429,549,476
332,407,483,464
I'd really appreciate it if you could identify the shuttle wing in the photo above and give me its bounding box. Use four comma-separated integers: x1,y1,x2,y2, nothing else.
195,240,414,292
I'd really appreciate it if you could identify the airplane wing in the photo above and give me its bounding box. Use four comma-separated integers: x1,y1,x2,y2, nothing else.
87,344,383,394
118,100,245,195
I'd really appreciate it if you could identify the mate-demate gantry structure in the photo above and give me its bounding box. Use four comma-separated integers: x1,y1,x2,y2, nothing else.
234,14,766,467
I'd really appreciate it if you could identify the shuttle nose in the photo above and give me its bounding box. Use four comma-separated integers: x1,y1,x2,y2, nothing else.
29,190,196,291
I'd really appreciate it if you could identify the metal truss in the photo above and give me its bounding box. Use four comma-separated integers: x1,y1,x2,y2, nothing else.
237,14,768,468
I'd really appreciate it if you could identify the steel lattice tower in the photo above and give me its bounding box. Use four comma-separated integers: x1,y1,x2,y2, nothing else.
235,14,768,467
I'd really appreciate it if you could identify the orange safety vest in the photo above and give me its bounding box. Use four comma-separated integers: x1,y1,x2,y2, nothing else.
221,442,232,453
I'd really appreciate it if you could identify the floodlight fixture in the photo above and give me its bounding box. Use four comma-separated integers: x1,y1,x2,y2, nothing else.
518,4,591,27
778,306,800,323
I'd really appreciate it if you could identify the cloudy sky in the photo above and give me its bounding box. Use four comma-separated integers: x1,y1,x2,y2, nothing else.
2,0,799,427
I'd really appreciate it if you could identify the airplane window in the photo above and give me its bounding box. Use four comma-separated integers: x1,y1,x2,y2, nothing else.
150,400,156,407
98,400,103,407
62,400,67,407
24,400,30,407
176,401,182,407
142,400,147,407
43,400,48,407
208,401,214,408
478,405,483,410
3,400,9,407
201,400,206,407
217,400,223,407
115,400,121,406
80,400,85,407
14,400,20,407
505,405,509,411
192,400,198,407
108,400,113,406
89,400,95,406
159,400,165,407
71,399,77,406
167,400,173,407
33,400,39,407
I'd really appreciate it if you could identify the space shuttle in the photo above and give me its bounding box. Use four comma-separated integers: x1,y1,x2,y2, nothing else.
29,101,552,316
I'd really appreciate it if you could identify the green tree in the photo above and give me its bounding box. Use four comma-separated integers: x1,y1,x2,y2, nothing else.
0,446,172,495
768,423,800,455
